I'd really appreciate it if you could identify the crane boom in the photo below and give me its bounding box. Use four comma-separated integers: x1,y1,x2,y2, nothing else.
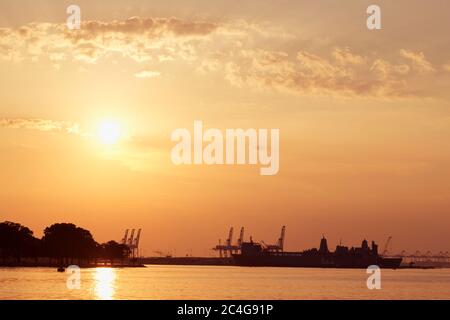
382,236,392,255
278,226,286,251
238,227,245,246
121,229,129,245
227,227,233,246
128,229,135,246
134,229,142,247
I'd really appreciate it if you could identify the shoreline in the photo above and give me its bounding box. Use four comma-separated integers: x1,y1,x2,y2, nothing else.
2,258,448,269
0,264,146,268
0,258,146,268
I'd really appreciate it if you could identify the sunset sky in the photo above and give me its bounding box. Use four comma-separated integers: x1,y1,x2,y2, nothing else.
1,0,449,256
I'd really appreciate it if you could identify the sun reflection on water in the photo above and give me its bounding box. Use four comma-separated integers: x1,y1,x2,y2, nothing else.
94,268,116,300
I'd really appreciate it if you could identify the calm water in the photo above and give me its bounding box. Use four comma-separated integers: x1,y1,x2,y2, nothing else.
1,265,449,300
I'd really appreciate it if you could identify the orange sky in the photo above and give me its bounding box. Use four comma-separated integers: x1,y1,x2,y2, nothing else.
1,0,449,256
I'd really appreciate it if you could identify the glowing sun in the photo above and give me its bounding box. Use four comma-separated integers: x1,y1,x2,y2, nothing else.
97,120,122,145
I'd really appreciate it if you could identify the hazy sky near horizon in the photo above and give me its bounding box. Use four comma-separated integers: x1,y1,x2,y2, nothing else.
1,0,449,255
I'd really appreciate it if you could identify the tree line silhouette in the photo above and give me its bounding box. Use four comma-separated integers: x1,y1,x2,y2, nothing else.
0,221,131,266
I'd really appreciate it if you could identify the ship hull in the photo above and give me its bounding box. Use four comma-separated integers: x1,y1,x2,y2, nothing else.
232,253,402,269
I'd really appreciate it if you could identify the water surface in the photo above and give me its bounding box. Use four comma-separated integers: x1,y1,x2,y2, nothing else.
1,265,449,299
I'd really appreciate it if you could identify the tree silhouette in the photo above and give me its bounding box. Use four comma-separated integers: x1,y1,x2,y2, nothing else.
0,221,38,263
0,220,134,267
102,240,131,264
42,223,98,265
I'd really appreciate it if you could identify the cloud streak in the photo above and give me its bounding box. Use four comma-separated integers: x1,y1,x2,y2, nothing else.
223,48,436,98
399,49,435,74
0,17,218,63
0,118,80,134
134,70,161,79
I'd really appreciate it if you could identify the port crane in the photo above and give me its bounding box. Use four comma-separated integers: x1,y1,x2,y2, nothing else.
213,227,245,257
382,236,392,256
261,226,286,252
237,227,245,247
226,227,233,248
121,228,142,258
121,229,129,244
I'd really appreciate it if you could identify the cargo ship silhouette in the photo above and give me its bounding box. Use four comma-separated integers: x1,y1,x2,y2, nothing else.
232,237,402,269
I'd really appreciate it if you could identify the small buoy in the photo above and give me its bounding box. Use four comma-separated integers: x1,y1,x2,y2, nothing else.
57,267,65,272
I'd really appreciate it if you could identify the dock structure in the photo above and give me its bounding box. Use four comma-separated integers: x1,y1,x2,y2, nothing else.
384,250,450,266
379,236,450,267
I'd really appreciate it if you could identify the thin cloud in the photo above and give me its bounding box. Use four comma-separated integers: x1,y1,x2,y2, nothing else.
0,17,219,64
399,49,435,74
134,70,161,79
223,48,435,98
0,118,80,134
